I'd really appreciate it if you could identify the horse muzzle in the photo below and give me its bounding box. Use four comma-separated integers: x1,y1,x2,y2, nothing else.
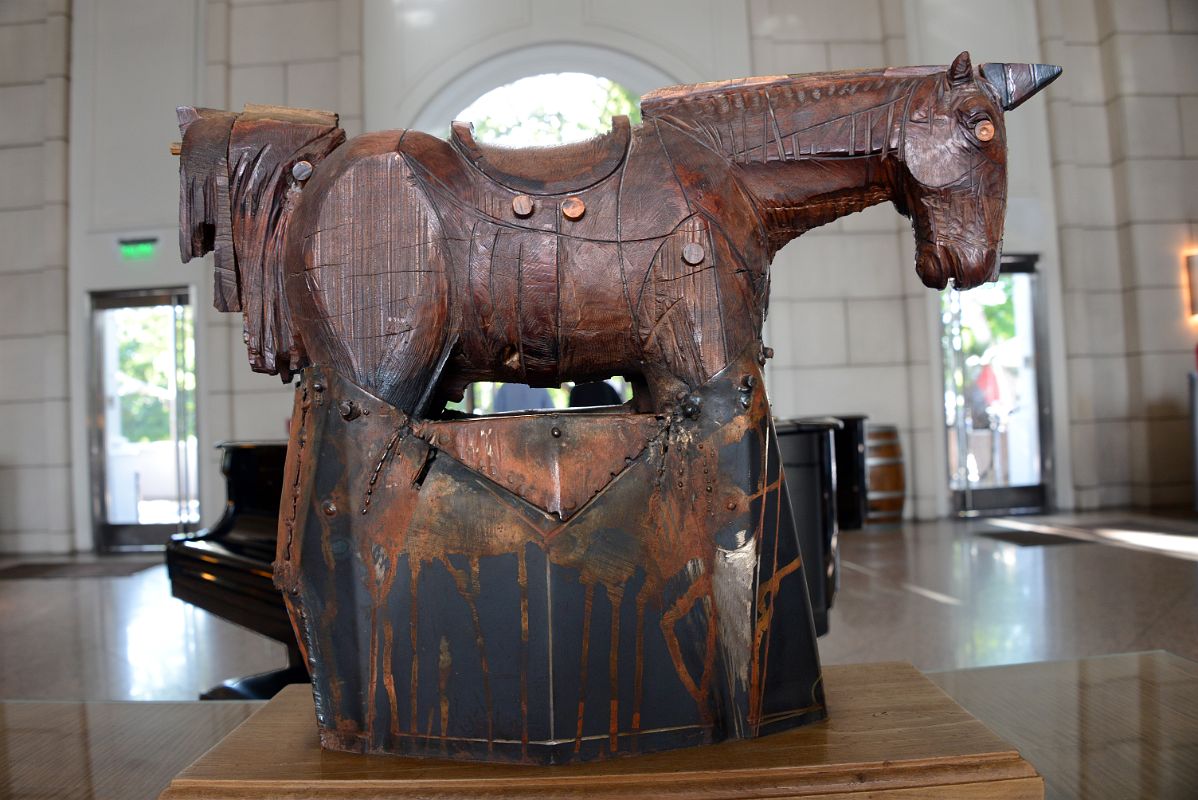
915,242,1000,291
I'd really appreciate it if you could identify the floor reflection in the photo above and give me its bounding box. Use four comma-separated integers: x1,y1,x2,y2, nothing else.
0,511,1196,701
818,513,1198,672
0,562,285,701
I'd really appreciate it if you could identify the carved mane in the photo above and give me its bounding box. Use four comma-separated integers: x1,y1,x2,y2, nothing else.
641,67,941,164
178,104,345,380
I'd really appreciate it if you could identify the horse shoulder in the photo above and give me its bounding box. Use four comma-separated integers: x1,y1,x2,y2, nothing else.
288,129,454,415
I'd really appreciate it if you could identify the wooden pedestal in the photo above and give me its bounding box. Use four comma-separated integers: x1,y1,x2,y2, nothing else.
159,662,1042,799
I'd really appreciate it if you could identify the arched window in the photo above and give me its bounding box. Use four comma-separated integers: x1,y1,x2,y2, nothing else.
455,72,641,146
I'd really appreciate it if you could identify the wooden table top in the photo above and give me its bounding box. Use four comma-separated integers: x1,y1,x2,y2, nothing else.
0,651,1193,799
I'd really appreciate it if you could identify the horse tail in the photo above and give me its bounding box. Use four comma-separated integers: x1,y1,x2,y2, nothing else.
177,104,346,381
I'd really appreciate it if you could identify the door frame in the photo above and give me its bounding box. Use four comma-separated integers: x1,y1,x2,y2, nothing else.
88,286,199,551
947,253,1055,516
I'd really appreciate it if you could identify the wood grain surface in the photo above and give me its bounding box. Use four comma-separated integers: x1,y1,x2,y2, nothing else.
157,662,1042,799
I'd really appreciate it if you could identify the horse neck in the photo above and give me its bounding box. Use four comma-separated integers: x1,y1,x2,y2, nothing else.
667,73,920,251
739,156,898,252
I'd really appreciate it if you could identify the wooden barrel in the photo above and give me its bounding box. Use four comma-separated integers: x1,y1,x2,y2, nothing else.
866,425,905,525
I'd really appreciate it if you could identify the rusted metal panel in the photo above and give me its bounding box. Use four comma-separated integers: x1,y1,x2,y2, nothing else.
276,346,825,763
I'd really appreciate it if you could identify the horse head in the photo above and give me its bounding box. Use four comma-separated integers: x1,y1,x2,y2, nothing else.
895,51,1060,290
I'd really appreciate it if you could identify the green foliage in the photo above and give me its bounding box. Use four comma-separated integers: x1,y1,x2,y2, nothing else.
979,277,1016,345
601,79,642,127
466,75,641,146
120,394,170,443
112,305,195,443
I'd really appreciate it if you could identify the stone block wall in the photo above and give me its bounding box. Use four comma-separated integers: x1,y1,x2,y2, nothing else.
1042,0,1198,509
198,0,364,522
0,1,72,553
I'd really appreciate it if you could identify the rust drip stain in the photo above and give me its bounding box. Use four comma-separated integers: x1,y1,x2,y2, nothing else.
606,584,623,752
659,571,716,724
517,546,530,757
408,564,420,736
631,589,648,748
443,556,494,749
752,461,789,728
573,581,596,753
383,619,399,737
750,549,803,730
366,603,380,735
438,635,452,738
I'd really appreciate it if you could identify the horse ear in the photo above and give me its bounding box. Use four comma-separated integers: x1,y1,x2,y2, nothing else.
948,51,973,86
979,62,1063,110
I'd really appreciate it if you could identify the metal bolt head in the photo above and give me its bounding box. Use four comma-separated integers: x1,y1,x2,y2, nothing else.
551,426,562,438
682,242,705,265
974,120,995,142
338,400,360,421
561,196,586,221
512,194,534,218
321,500,337,516
681,394,703,419
292,160,313,181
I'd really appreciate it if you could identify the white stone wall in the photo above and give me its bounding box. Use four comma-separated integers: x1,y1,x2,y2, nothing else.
0,1,72,553
198,0,364,524
1042,0,1198,509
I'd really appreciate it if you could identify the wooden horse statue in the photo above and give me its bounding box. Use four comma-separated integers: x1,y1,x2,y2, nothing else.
177,52,1058,764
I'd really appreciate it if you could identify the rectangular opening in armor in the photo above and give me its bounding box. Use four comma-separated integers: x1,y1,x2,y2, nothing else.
444,378,636,416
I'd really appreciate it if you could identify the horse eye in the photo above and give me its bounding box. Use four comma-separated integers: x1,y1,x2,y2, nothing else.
974,119,995,142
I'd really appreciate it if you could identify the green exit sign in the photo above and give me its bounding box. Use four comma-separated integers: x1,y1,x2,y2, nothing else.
118,237,158,261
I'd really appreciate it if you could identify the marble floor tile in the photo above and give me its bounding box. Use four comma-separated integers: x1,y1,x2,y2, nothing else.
0,513,1195,701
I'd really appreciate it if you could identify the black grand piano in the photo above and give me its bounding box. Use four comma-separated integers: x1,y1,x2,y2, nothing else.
165,441,307,699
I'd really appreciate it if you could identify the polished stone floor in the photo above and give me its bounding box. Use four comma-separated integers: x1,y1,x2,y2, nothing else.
0,511,1195,701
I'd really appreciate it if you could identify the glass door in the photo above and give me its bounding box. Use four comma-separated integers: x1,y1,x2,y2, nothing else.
90,288,199,550
941,255,1053,515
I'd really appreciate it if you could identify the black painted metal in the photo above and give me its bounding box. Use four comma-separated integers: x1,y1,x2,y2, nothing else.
280,351,827,764
776,420,840,637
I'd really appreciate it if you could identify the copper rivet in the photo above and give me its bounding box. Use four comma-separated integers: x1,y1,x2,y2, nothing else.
322,500,337,516
682,243,705,265
292,160,313,181
512,194,534,217
561,196,585,220
975,120,995,142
